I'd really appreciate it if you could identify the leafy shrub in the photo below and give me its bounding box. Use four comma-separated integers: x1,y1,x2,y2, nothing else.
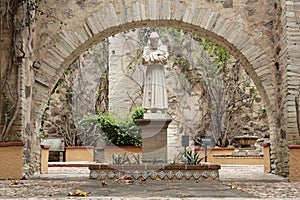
130,107,145,122
75,114,102,146
78,108,143,146
98,113,142,146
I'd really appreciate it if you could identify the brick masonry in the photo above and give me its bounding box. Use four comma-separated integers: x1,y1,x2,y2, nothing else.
1,0,299,177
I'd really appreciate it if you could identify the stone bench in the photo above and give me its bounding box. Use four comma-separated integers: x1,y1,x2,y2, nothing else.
41,138,65,161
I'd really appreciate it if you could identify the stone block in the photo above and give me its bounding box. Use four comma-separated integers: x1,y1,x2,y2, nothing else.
137,119,171,163
205,12,220,31
149,0,157,20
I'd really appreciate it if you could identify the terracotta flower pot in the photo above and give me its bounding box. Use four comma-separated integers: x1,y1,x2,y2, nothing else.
65,146,94,162
0,141,24,179
103,146,142,163
40,145,50,174
288,145,300,182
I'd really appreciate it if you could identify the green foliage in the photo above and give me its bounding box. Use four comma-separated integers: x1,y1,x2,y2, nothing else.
99,113,142,146
184,151,202,165
78,108,144,147
250,86,258,98
78,114,101,132
261,106,266,113
130,107,145,122
289,140,300,145
201,38,230,68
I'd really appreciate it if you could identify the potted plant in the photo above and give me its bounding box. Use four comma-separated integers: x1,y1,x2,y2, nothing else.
40,145,50,174
101,108,144,162
0,136,24,179
63,115,100,162
288,140,300,182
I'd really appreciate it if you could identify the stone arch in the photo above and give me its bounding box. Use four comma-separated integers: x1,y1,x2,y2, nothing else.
32,1,277,165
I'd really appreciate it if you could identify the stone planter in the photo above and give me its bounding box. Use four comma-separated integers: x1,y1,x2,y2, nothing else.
40,145,50,174
233,136,258,147
195,147,235,163
288,145,300,182
104,146,142,163
89,163,221,181
65,146,94,162
0,141,24,179
195,147,263,165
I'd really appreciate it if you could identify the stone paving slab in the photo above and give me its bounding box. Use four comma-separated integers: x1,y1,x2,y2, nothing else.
3,198,300,200
219,165,287,182
1,165,299,199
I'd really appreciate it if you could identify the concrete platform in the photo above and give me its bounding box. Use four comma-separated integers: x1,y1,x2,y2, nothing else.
19,162,300,200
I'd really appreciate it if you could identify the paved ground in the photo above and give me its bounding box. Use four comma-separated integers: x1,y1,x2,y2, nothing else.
1,164,300,199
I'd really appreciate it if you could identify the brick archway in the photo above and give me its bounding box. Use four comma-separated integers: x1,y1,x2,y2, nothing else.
34,6,275,118
29,1,284,176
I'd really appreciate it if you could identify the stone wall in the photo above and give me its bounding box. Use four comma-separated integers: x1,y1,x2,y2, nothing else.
31,0,281,170
43,29,269,161
107,29,269,159
0,2,41,177
2,0,299,176
272,0,300,176
43,42,108,146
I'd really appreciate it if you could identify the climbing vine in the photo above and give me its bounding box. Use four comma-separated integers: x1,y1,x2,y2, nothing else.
0,0,40,141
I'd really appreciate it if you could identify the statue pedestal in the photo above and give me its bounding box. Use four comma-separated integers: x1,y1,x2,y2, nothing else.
136,119,172,163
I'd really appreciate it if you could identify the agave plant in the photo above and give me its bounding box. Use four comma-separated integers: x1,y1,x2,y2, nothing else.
110,153,130,165
184,151,202,165
131,153,141,164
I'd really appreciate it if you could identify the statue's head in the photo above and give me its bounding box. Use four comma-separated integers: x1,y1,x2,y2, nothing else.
149,32,160,49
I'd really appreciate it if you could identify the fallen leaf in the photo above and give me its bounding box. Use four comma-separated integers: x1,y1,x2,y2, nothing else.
102,181,108,187
230,182,237,190
68,189,89,197
120,175,132,180
119,179,134,185
9,180,24,185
